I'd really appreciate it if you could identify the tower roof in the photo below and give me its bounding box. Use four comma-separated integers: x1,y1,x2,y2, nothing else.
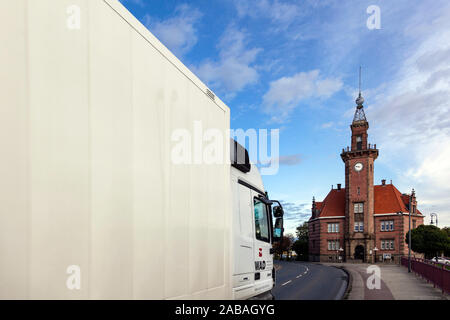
352,103,367,123
353,67,367,124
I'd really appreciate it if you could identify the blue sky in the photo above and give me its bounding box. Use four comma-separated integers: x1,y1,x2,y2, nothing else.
120,0,450,235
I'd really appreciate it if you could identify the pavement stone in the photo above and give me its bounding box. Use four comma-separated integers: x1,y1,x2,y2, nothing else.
321,262,448,300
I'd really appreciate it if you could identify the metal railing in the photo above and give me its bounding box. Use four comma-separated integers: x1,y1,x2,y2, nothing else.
401,256,450,294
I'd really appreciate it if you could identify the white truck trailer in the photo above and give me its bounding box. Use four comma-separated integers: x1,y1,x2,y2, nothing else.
0,0,284,299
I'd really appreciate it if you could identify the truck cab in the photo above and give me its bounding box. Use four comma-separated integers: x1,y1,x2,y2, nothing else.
230,140,284,300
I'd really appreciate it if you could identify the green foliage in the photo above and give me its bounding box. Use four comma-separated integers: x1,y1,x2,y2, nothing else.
293,222,309,261
443,227,450,238
296,222,308,241
292,239,308,261
405,225,450,259
444,227,450,257
273,235,293,260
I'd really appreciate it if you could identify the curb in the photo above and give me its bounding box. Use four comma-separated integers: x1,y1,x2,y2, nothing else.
333,266,352,300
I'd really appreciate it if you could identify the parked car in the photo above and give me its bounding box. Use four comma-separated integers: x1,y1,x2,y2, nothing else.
430,257,450,265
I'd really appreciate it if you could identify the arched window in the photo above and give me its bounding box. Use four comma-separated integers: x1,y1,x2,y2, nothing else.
356,135,362,150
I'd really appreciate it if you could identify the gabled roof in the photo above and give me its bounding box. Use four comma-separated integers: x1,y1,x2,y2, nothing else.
311,184,422,219
314,189,346,218
400,192,423,215
316,202,323,211
401,194,410,208
374,184,408,214
374,184,422,215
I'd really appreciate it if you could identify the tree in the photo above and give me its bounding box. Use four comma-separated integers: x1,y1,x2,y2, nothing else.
443,227,450,237
405,225,450,259
273,235,293,260
292,239,308,261
443,227,450,257
293,222,309,261
296,222,308,240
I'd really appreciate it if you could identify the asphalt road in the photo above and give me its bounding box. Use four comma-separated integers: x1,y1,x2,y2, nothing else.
272,261,348,300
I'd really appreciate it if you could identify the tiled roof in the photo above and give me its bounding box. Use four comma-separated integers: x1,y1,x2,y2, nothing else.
400,192,423,215
316,202,323,211
374,184,408,214
374,184,422,214
312,184,422,219
401,194,409,206
316,189,346,217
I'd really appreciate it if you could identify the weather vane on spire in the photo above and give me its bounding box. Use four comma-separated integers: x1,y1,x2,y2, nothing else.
355,66,364,108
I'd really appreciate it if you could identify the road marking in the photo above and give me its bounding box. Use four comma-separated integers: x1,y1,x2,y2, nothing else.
303,266,309,275
281,280,292,286
296,275,302,278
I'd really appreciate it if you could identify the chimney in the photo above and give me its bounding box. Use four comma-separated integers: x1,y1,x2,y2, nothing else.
337,183,342,190
381,179,386,186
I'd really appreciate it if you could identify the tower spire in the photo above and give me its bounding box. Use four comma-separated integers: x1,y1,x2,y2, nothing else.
359,66,362,96
353,66,367,123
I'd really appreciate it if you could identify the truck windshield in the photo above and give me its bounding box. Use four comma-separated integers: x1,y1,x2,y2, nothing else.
254,198,270,243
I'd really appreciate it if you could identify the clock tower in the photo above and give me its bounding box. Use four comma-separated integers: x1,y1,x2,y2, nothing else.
308,69,425,263
340,89,379,262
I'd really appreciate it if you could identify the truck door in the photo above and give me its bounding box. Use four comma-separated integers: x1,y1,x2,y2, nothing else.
252,192,274,291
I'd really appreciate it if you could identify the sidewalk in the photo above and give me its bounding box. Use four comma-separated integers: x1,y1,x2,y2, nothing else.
322,262,448,300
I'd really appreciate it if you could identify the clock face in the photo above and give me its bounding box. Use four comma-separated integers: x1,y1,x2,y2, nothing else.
354,162,364,172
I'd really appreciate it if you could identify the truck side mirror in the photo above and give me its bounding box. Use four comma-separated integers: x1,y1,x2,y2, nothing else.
273,217,283,241
273,205,284,218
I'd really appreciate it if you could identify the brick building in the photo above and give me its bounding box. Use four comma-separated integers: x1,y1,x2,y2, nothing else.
308,91,424,263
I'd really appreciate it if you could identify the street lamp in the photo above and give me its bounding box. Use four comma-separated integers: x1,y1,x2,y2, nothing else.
408,190,415,273
430,213,439,262
430,213,438,227
373,247,379,263
339,247,344,263
396,211,403,265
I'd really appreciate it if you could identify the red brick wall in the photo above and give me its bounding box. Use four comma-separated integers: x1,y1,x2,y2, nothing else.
373,214,424,259
351,124,368,151
346,157,375,237
400,214,424,255
320,219,344,253
309,218,345,260
309,214,424,262
308,219,321,256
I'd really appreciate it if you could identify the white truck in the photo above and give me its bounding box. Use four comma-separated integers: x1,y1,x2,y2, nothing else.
0,0,284,299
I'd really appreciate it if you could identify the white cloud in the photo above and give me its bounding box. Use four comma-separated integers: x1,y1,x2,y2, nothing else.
279,154,302,166
321,122,334,129
193,26,261,97
262,70,342,123
143,4,202,58
235,0,301,28
258,154,302,167
367,2,450,227
279,201,310,236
